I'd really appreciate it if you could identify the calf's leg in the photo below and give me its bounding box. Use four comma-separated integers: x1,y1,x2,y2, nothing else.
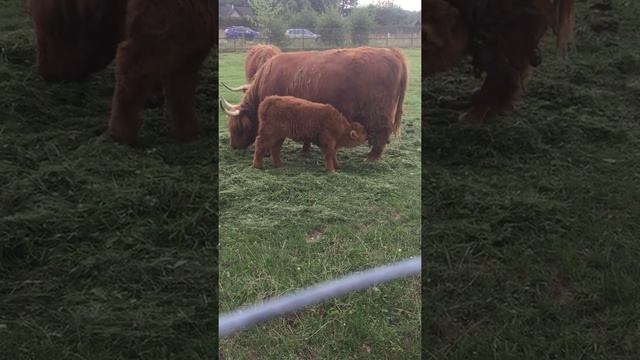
252,136,270,169
108,41,153,146
271,139,285,168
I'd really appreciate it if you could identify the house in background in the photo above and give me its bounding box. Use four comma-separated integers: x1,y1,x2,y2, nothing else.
219,4,255,22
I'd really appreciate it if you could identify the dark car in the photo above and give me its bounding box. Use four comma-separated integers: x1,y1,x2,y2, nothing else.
224,26,259,40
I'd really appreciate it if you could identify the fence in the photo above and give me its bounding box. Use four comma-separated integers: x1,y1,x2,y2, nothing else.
219,256,421,338
219,26,421,52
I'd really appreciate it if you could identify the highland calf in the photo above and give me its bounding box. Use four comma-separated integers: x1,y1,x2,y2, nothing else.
108,0,215,145
252,96,367,172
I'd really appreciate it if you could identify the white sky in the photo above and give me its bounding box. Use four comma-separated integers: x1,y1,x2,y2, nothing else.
357,0,421,12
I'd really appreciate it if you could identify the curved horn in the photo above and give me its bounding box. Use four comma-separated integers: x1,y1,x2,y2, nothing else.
219,98,240,116
222,82,250,92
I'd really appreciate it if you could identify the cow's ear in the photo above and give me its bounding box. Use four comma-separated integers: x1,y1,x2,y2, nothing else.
350,130,357,139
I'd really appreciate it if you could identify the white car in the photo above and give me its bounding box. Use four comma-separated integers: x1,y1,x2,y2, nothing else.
285,28,320,40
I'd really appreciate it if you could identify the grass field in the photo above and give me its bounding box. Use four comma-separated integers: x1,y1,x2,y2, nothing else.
218,48,421,358
0,1,217,358
424,1,640,358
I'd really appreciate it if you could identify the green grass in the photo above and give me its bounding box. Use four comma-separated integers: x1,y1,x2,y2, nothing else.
0,1,217,358
424,1,640,358
218,48,421,358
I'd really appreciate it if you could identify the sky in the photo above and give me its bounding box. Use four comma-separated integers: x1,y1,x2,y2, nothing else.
357,0,421,12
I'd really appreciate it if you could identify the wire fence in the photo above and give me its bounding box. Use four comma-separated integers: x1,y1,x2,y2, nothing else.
219,256,421,338
219,26,421,52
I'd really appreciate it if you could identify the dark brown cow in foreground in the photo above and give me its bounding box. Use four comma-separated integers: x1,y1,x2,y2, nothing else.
28,0,127,81
220,47,408,160
108,0,215,145
252,96,367,172
423,0,574,121
222,44,281,93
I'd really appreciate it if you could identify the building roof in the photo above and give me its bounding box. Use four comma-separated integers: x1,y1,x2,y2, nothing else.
219,4,255,18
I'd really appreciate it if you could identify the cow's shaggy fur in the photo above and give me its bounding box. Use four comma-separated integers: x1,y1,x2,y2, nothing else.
28,0,127,81
252,96,367,172
423,0,574,121
108,0,215,145
245,44,281,82
222,47,408,160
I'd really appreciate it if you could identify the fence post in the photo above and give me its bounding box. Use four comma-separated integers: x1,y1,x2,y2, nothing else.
302,35,304,50
386,33,389,47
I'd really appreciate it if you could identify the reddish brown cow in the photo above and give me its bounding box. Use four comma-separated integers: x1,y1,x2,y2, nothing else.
28,0,127,81
220,47,408,160
108,0,215,145
423,0,574,121
252,96,367,172
222,44,281,93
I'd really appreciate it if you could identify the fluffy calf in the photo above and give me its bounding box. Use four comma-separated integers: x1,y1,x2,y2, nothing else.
252,96,367,172
108,0,215,145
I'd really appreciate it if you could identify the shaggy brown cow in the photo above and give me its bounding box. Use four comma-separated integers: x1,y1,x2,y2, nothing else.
252,96,367,172
222,44,282,93
108,0,215,145
28,0,127,81
423,0,574,121
220,47,408,160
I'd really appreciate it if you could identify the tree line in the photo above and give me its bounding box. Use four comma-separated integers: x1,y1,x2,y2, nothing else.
220,0,420,46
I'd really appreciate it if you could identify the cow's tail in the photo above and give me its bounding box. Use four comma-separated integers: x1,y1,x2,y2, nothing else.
392,49,408,136
551,0,575,53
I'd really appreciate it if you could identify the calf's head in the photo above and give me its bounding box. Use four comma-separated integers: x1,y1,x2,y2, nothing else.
220,97,256,149
339,122,367,148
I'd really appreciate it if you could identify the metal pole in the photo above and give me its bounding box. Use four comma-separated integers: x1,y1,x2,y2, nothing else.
219,256,421,338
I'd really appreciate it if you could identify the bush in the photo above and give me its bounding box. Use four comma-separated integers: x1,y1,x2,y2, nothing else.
349,7,375,45
316,7,345,46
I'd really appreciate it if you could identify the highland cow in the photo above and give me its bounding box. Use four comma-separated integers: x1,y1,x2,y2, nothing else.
28,0,127,81
222,44,282,93
423,0,574,121
220,47,408,161
252,96,367,172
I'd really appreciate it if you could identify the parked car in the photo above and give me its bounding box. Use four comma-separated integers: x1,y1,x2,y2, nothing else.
224,26,259,40
285,28,320,40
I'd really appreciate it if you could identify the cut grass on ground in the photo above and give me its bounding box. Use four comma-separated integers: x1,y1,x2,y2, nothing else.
0,1,217,358
424,1,640,358
218,48,421,359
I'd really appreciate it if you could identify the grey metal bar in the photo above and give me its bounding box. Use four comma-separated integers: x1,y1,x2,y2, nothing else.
219,256,421,338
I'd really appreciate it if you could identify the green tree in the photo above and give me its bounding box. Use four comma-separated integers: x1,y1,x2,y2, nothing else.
288,10,318,29
249,0,289,46
349,7,374,45
316,6,346,46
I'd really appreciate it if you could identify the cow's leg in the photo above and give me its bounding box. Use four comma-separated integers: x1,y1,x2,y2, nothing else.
323,148,337,172
252,135,267,169
366,127,392,161
163,65,201,141
332,154,340,169
301,142,311,153
108,41,152,146
271,139,285,168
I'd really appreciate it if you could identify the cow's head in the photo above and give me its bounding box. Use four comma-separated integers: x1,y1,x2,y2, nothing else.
220,97,256,149
339,122,367,148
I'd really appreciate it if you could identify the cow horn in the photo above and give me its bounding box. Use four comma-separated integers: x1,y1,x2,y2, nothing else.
219,98,240,116
222,82,250,92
